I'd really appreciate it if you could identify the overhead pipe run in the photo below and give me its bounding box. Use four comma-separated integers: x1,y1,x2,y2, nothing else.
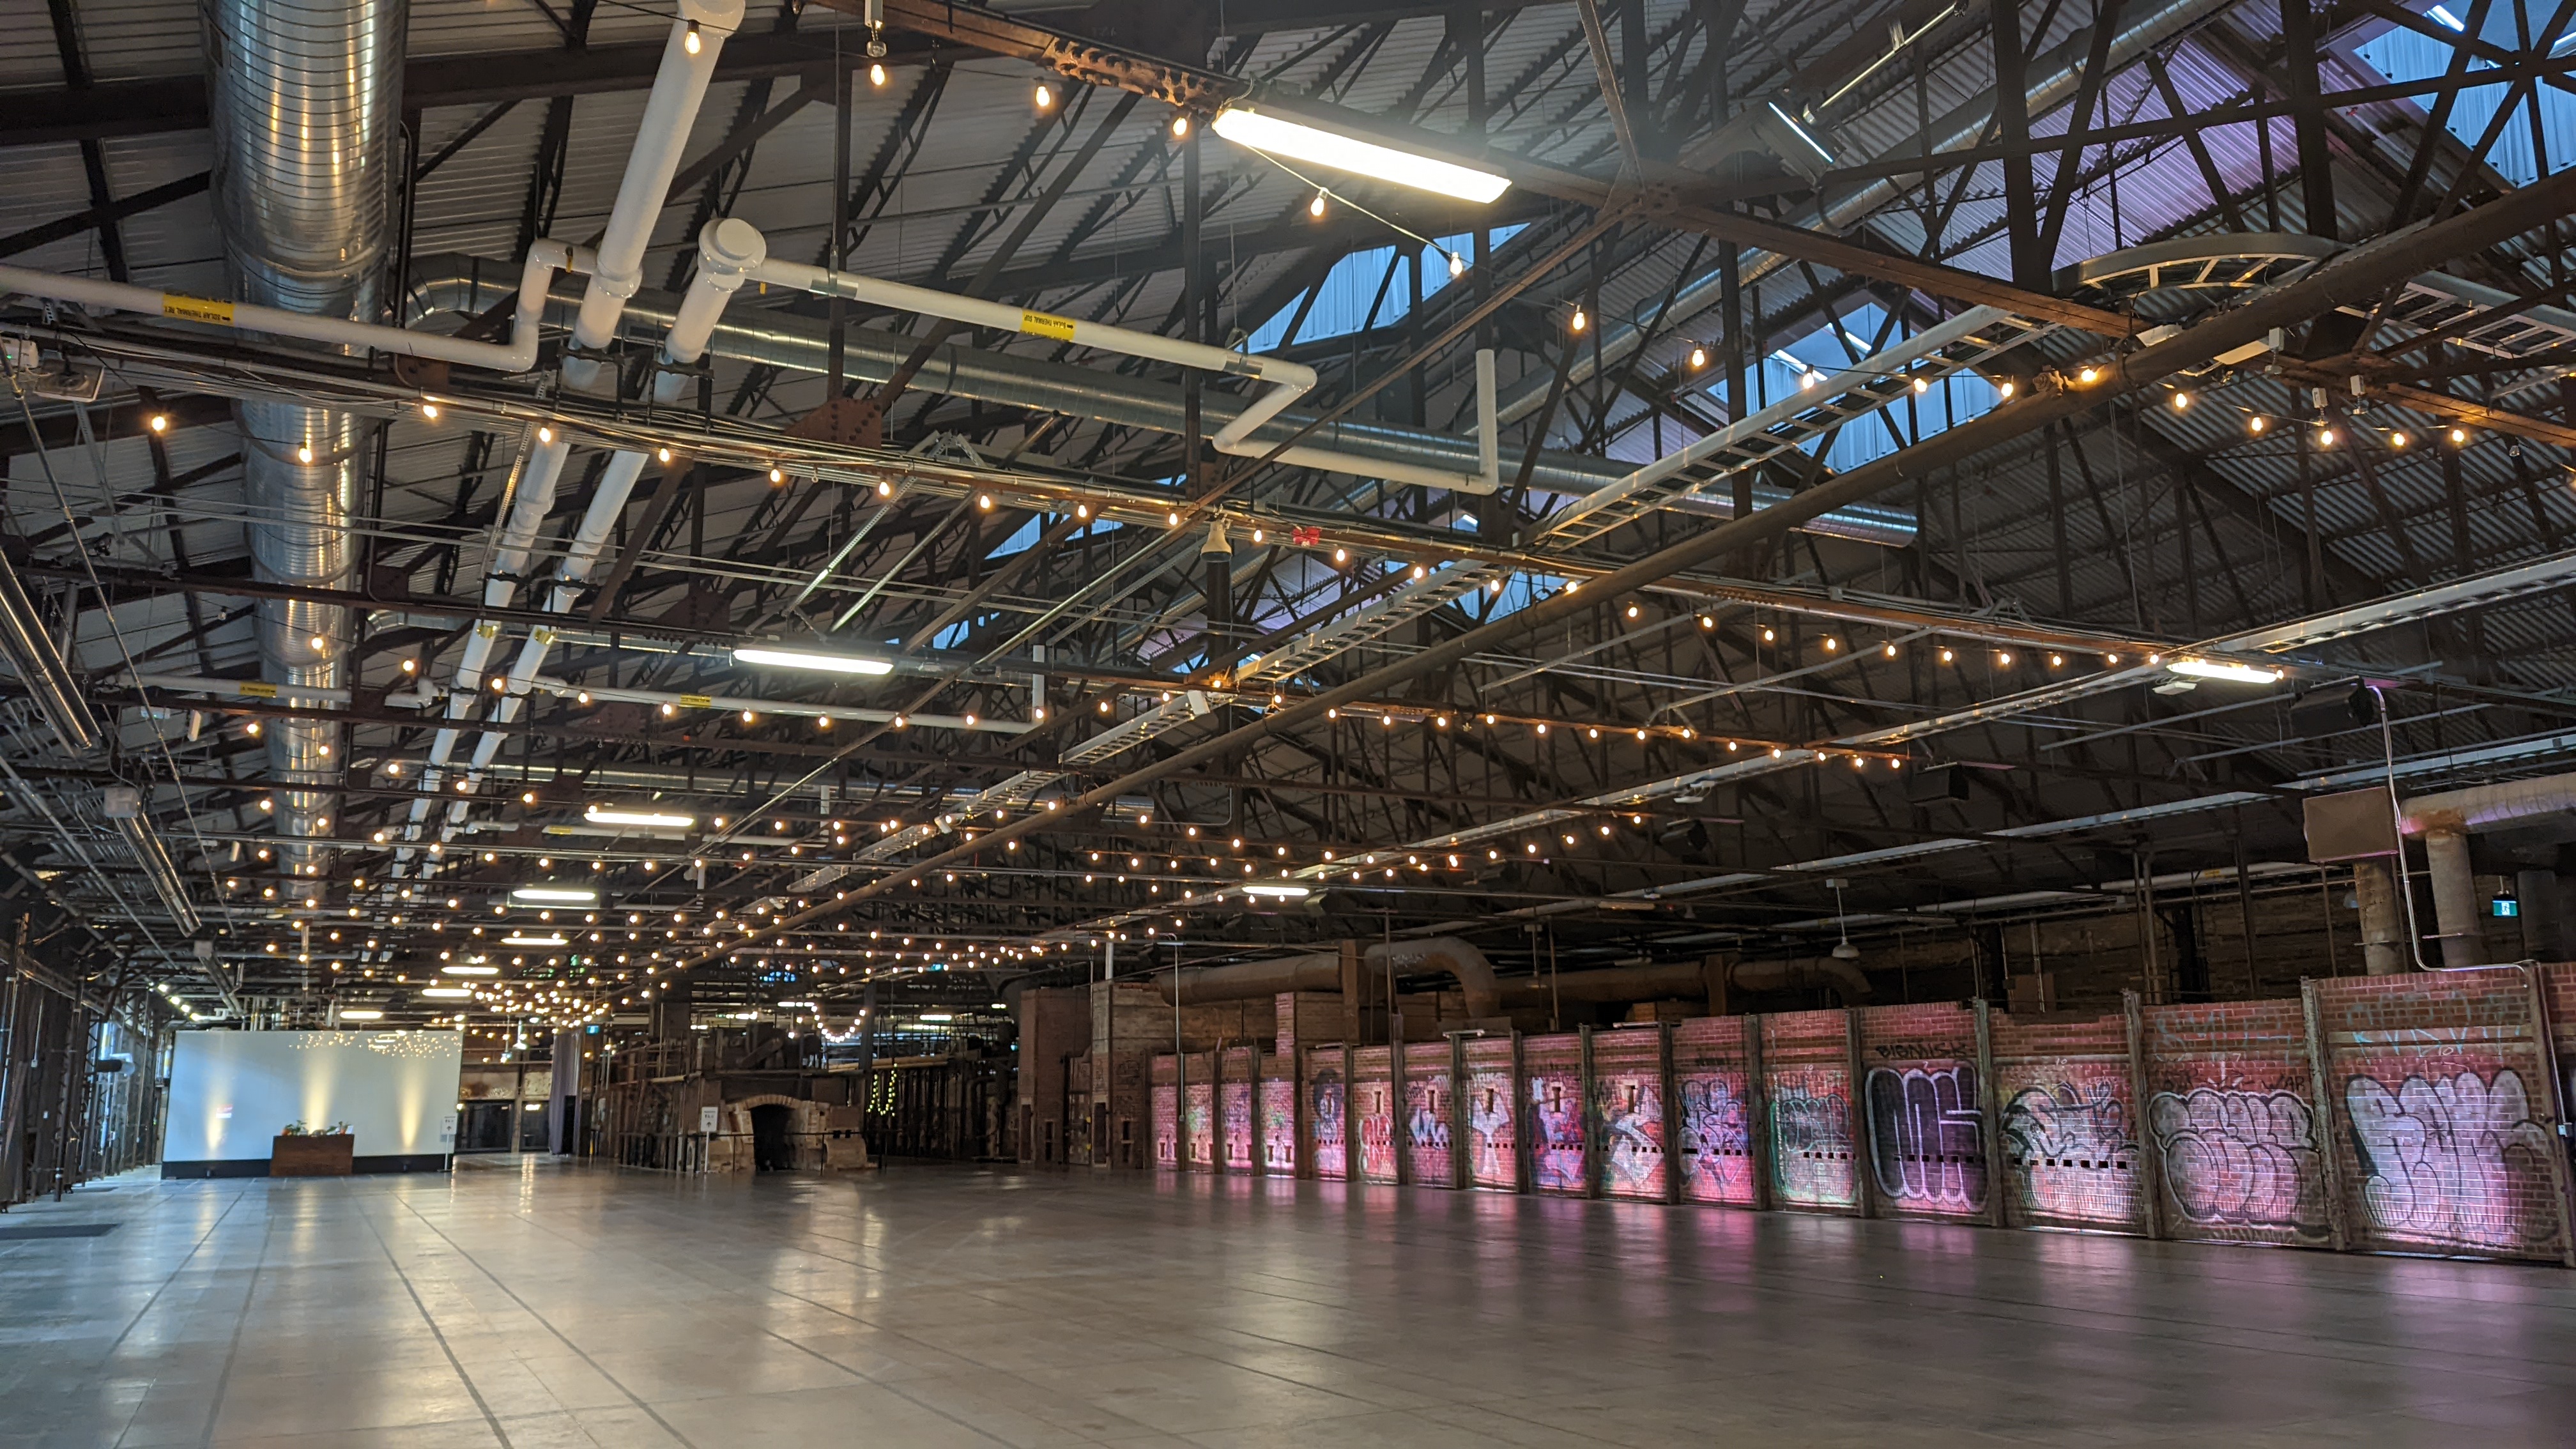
404,261,1919,544
747,257,1502,494
1154,936,1501,1018
390,0,746,879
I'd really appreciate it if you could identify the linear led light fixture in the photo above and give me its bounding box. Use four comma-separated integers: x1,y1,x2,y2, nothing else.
440,963,500,976
420,986,475,1000
1766,102,1837,164
731,645,894,675
1210,107,1510,203
337,1008,385,1020
510,886,598,904
585,806,696,829
2166,658,2285,685
919,1012,954,1023
500,933,571,947
1242,883,1312,899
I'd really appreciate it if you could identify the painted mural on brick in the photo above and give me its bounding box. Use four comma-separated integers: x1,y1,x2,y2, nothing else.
1675,1071,1754,1205
1528,1070,1586,1193
1152,1082,1177,1169
1596,1072,1666,1200
2344,1065,2556,1254
1310,1062,1346,1180
2148,1083,2327,1243
1184,1083,1215,1170
1767,1072,1857,1209
1406,1074,1453,1185
1865,1064,1987,1216
1467,1069,1515,1189
1221,1080,1255,1173
2000,1075,2143,1229
1358,1077,1398,1183
1259,1077,1296,1174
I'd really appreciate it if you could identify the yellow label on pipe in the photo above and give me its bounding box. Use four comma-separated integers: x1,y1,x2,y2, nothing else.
1018,309,1077,342
677,694,714,709
161,295,236,326
237,681,279,699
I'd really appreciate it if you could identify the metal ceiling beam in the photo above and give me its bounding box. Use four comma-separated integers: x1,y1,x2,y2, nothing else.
686,159,2576,967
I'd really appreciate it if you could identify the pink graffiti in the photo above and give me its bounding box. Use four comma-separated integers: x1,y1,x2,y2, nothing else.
2345,1069,2554,1251
2148,1087,2326,1239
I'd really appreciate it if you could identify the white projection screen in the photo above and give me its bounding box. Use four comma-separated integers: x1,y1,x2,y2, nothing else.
164,1031,463,1174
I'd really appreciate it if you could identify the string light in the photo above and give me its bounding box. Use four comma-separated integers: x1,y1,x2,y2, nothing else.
1308,190,1328,218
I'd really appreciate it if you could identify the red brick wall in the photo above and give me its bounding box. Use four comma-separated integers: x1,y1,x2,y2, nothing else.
1524,1034,1585,1195
1400,1041,1454,1187
1305,1045,1347,1181
1764,1010,1859,1213
1464,1037,1517,1190
1856,1003,1986,1221
1593,1028,1666,1201
2143,1000,2326,1246
1673,1016,1756,1206
1353,1046,1397,1184
1992,1011,2145,1233
2313,972,2563,1261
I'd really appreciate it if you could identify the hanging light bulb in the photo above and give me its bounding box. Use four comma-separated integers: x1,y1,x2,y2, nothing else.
1570,305,1587,333
1170,112,1190,139
2248,415,2267,435
1688,344,1707,369
2390,431,2409,449
1447,250,1466,279
684,20,702,54
869,61,887,86
1308,190,1327,218
1910,375,1928,395
2317,425,2336,447
1034,80,1054,110
2450,426,2470,445
2171,390,2190,411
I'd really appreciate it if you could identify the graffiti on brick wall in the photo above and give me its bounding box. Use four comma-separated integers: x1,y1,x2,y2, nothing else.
2345,1068,2556,1252
1310,1067,1346,1179
1597,1075,1666,1199
1221,1081,1254,1170
2002,1080,2141,1227
2149,1086,2327,1240
1529,1073,1586,1192
1260,1078,1296,1173
1770,1082,1856,1208
1358,1080,1397,1181
1866,1065,1988,1214
1407,1078,1453,1184
1676,1073,1753,1204
1184,1084,1214,1167
1152,1084,1177,1168
1468,1071,1515,1188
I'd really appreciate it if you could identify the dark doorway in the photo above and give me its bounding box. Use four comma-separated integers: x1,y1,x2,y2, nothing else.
750,1104,793,1171
457,1101,514,1153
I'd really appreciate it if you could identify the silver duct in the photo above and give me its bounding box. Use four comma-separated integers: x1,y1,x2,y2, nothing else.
406,263,1919,547
206,0,404,864
1511,0,2236,420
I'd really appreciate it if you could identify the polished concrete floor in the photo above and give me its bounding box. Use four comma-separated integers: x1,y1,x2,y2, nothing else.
3,1160,2573,1448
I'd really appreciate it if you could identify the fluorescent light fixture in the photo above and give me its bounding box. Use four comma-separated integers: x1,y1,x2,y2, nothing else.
337,1008,385,1020
2165,658,2284,686
510,886,597,904
584,806,696,830
1211,107,1510,203
441,963,499,976
420,986,474,999
1766,102,1837,164
501,933,570,947
1243,883,1312,899
919,1012,953,1023
730,646,894,676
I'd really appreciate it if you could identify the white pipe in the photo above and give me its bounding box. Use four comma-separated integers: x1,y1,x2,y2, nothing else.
0,241,569,372
429,222,771,845
2400,770,2576,834
742,257,1501,494
572,0,746,351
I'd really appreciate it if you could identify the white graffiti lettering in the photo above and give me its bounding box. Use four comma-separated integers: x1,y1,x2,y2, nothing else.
2345,1068,2555,1251
2002,1082,2139,1225
2148,1087,2326,1239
